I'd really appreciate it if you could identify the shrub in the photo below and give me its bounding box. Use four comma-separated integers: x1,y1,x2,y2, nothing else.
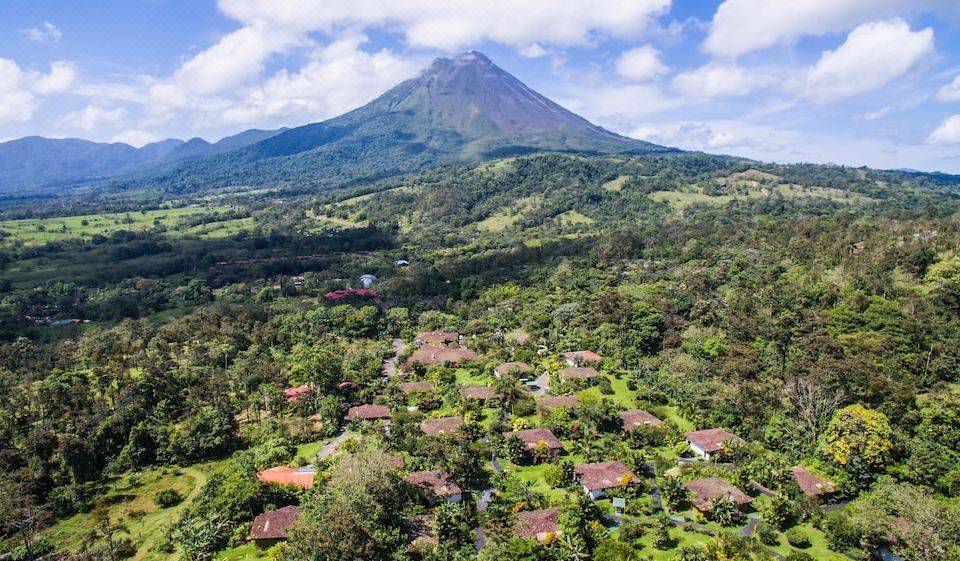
785,527,810,548
618,518,646,542
7,537,55,561
785,551,814,561
154,488,183,508
755,521,779,546
114,537,137,559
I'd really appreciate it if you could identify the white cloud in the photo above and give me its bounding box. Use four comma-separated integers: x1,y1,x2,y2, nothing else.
936,75,960,102
630,122,744,150
215,36,421,127
520,43,548,58
21,22,62,44
111,129,160,147
0,59,76,124
928,114,960,144
672,63,764,98
615,45,668,81
62,105,127,132
704,0,946,58
796,19,933,104
217,0,671,51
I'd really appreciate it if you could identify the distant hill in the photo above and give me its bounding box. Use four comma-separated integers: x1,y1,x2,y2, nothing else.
0,128,285,194
99,51,676,195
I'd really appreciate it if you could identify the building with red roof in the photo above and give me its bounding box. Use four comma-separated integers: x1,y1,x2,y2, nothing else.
398,381,436,394
493,361,532,378
256,466,316,489
536,395,580,413
620,409,663,431
415,331,459,346
791,466,836,497
683,477,752,512
684,428,744,461
460,386,497,401
574,460,638,499
405,470,462,503
420,416,463,436
562,351,603,366
346,404,392,421
515,508,561,542
559,366,600,382
284,385,313,403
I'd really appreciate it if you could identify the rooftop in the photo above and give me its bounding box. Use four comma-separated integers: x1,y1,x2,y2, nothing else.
683,477,752,511
494,361,532,376
563,350,603,364
574,460,637,491
536,395,580,411
406,345,479,367
415,330,459,345
620,409,663,430
347,403,391,420
791,466,836,497
515,508,559,541
460,386,497,400
560,366,600,380
398,381,437,393
405,470,461,497
420,416,463,436
256,466,316,489
249,505,299,540
684,428,744,453
506,428,563,450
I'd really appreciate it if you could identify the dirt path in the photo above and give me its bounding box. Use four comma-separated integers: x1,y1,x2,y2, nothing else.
383,338,406,378
317,431,360,460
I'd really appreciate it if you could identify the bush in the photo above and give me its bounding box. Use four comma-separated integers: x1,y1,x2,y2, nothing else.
785,551,814,561
598,377,614,395
618,518,646,542
755,521,779,546
785,527,810,548
7,537,55,561
114,537,137,559
154,488,183,508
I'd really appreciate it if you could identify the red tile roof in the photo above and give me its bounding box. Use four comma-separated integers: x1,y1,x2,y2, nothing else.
560,366,600,381
684,428,744,453
257,466,316,489
420,416,463,436
494,361,532,376
249,505,299,540
791,466,836,497
405,470,461,497
347,404,391,420
683,477,752,511
398,381,437,393
515,508,560,541
284,385,313,403
460,386,497,400
563,351,603,364
324,288,379,300
536,395,580,411
620,409,663,430
506,428,563,451
574,461,637,491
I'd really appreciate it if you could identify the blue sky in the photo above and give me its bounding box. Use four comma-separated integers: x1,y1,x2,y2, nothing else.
3,0,960,172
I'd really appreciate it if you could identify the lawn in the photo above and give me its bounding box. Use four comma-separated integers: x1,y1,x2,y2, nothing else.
602,175,630,192
501,460,570,503
215,543,270,561
0,206,224,246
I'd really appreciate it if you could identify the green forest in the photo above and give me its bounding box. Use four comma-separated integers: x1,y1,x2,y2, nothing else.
2,152,960,561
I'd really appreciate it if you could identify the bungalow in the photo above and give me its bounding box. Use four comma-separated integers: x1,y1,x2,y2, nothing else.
559,366,600,382
493,361,532,378
420,416,463,436
562,351,603,367
405,470,463,503
536,395,580,414
405,345,479,368
515,508,561,542
256,466,316,489
505,428,564,461
683,477,752,512
684,428,744,461
574,460,638,500
284,385,313,403
249,505,299,548
398,381,436,394
790,466,836,498
460,386,497,401
346,404,392,421
415,331,459,347
324,288,379,300
620,409,663,431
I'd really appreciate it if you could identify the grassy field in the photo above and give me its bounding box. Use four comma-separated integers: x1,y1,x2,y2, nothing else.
651,183,875,211
557,210,594,227
476,195,542,232
183,217,255,239
602,175,630,192
0,207,225,247
215,543,270,561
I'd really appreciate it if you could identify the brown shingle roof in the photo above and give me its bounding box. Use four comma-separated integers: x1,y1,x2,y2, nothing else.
249,505,299,540
407,345,479,367
256,466,316,489
416,331,459,345
420,416,463,436
536,395,580,411
560,366,600,381
684,428,744,453
790,466,836,497
683,477,752,511
515,508,560,541
347,404,391,420
398,381,437,393
506,428,564,451
563,351,603,364
494,361,532,376
460,386,497,400
574,461,637,491
620,409,663,430
405,470,461,497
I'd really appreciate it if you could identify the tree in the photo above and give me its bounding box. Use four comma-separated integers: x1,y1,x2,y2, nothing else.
709,495,740,526
818,404,893,473
594,538,639,561
659,475,688,510
652,514,673,550
783,378,844,447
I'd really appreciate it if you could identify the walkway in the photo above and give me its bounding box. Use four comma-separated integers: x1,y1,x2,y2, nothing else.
531,372,550,396
739,516,760,536
317,430,359,460
382,338,406,378
646,462,664,513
